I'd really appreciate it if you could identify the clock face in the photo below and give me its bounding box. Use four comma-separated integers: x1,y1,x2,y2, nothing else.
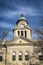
20,24,24,28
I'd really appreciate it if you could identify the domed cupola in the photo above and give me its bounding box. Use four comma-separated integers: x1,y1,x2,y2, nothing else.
16,14,28,25
13,14,31,39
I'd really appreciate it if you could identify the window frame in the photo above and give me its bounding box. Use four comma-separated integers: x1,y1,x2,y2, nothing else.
19,52,22,61
25,51,29,61
39,55,43,61
0,51,3,62
21,31,23,36
12,52,16,61
0,56,2,62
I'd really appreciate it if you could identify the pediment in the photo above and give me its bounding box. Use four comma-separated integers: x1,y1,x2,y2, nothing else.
7,36,33,45
13,38,28,44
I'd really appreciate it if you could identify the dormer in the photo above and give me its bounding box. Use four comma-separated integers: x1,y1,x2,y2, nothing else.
13,14,32,39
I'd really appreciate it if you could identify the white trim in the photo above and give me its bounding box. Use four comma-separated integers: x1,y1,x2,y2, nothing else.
13,53,16,55
38,52,42,55
19,53,22,55
25,52,28,55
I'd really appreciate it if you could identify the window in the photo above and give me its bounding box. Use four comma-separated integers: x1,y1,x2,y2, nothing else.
0,51,2,62
19,52,22,61
18,31,20,35
25,51,29,60
25,31,27,37
12,52,16,61
39,55,43,61
38,52,43,61
0,56,2,62
21,31,23,36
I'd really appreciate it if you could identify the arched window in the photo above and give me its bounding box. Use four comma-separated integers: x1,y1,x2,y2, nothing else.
12,52,16,61
38,52,43,61
0,51,2,62
19,52,22,61
21,31,23,36
25,51,29,60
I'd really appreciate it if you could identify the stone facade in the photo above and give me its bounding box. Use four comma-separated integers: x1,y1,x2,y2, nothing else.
0,14,43,65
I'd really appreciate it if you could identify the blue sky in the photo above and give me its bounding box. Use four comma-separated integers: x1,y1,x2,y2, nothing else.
0,0,43,40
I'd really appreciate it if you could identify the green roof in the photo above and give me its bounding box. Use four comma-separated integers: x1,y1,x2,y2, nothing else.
19,17,26,20
16,14,28,25
19,14,26,20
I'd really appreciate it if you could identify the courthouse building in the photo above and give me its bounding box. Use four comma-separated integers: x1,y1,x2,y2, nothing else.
0,14,43,65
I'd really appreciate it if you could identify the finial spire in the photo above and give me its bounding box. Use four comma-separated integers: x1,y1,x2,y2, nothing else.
20,14,24,17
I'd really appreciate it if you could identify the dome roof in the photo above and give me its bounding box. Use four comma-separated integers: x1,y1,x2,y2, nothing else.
16,14,28,25
19,14,26,20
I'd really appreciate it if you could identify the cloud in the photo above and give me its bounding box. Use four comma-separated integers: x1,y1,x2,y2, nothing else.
0,0,43,40
0,0,18,11
18,7,42,16
0,21,15,30
0,6,43,20
0,21,14,40
0,0,43,18
8,31,13,35
4,31,13,40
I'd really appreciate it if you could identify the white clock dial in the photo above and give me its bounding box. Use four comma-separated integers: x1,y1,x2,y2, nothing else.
20,24,24,28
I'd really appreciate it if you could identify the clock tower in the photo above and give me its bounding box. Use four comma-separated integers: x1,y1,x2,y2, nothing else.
13,14,31,39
